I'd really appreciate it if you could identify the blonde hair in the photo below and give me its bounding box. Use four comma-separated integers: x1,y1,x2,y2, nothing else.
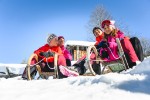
104,28,118,40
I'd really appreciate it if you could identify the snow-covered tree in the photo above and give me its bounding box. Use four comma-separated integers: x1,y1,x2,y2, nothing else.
86,5,112,41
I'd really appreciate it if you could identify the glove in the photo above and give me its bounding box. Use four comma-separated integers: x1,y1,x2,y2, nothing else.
39,51,54,58
101,42,109,48
101,50,109,58
96,41,105,49
97,41,109,49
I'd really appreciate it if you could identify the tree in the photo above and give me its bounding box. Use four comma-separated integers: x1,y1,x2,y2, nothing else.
86,5,112,41
87,5,150,58
21,58,27,64
140,38,150,57
86,5,131,41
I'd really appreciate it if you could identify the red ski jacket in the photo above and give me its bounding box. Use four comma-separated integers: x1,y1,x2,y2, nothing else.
95,33,104,46
34,44,63,62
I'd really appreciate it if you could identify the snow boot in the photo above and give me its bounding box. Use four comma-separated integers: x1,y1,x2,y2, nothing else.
22,65,37,80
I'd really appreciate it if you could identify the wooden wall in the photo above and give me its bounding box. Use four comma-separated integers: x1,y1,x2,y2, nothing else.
67,45,87,61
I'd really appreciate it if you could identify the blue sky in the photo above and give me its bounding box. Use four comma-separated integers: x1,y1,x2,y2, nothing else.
0,0,150,63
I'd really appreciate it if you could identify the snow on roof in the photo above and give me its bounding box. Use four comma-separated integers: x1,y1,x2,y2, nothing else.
0,63,26,68
65,40,95,47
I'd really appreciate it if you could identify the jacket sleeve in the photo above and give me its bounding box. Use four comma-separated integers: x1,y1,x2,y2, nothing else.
107,36,118,49
94,41,98,46
34,44,49,58
34,44,54,62
117,30,125,39
56,47,63,55
63,48,72,60
108,30,125,47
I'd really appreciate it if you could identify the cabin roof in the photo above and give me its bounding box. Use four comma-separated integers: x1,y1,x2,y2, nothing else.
65,40,95,47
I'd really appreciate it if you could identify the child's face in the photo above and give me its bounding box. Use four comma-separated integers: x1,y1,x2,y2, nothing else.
93,29,103,37
103,25,113,34
58,38,65,46
49,37,58,46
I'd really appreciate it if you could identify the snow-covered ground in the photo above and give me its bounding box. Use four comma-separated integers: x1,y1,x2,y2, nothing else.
0,57,150,100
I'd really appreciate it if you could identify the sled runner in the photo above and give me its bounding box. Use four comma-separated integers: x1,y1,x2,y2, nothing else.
25,53,59,80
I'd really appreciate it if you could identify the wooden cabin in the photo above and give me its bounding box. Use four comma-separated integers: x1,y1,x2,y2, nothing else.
65,40,95,61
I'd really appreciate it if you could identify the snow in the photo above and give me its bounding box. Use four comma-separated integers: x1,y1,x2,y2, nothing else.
0,64,26,75
0,57,150,100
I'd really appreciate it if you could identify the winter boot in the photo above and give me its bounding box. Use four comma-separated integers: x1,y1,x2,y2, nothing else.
74,65,86,75
92,62,101,75
22,65,37,80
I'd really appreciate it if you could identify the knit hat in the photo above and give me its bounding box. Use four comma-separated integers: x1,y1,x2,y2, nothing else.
47,34,57,44
92,27,102,33
58,36,64,40
101,20,115,28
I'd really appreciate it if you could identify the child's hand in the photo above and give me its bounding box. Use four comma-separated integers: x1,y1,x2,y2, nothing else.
39,51,54,58
101,42,109,48
97,41,109,48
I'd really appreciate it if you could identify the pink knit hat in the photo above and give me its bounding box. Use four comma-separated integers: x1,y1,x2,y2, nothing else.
58,36,64,40
101,20,115,28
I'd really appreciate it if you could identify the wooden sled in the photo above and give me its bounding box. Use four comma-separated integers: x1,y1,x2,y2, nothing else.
26,53,59,80
85,38,129,76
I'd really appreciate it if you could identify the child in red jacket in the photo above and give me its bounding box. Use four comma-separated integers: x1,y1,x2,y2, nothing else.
72,27,104,75
92,27,104,46
34,34,64,64
22,34,79,79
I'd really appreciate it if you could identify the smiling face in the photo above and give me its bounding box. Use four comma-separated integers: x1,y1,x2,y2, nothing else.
93,29,103,37
58,38,65,46
49,37,58,46
103,25,114,35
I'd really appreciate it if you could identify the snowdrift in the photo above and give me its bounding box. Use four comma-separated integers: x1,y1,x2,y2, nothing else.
0,57,150,100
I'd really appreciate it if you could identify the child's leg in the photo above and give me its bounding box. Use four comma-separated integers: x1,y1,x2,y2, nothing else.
66,59,71,66
57,55,66,66
58,55,84,77
22,57,38,79
121,37,139,63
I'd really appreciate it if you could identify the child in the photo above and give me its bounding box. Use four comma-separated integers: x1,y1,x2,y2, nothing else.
92,27,104,46
22,34,79,79
58,36,72,66
72,27,104,75
98,20,139,68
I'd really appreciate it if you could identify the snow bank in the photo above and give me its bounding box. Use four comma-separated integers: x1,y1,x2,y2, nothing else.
0,64,26,74
0,58,150,100
129,58,150,75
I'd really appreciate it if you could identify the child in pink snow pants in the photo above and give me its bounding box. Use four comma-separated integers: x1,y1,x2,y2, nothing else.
98,20,139,68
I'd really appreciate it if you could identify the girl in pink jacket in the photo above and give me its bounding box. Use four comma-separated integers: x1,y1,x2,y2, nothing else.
58,36,72,66
98,20,139,68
